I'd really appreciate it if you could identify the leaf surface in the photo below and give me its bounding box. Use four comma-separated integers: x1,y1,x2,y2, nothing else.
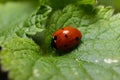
1,1,120,80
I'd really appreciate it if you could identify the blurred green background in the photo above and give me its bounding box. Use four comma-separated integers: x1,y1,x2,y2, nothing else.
97,0,120,12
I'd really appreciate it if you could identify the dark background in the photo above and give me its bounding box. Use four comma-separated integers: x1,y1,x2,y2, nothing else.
0,65,8,80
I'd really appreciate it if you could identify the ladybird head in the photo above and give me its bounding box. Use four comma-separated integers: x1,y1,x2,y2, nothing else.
51,36,57,49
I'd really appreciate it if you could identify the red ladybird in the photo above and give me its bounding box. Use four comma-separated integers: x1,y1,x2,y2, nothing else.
51,26,82,51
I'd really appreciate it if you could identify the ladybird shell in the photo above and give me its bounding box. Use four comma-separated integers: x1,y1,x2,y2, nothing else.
51,26,82,51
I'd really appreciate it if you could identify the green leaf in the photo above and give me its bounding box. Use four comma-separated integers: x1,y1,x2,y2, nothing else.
97,0,120,12
0,2,38,45
39,0,96,10
0,37,40,80
0,0,38,3
1,4,120,80
15,5,52,37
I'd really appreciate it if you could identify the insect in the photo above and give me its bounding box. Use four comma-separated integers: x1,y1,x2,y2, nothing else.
51,26,82,51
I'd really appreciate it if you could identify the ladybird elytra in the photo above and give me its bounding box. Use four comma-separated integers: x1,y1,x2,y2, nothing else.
51,26,82,51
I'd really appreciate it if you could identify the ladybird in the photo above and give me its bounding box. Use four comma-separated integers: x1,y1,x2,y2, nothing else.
51,26,82,51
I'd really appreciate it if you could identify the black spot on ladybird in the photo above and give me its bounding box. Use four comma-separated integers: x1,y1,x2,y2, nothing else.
75,37,79,41
65,34,68,38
